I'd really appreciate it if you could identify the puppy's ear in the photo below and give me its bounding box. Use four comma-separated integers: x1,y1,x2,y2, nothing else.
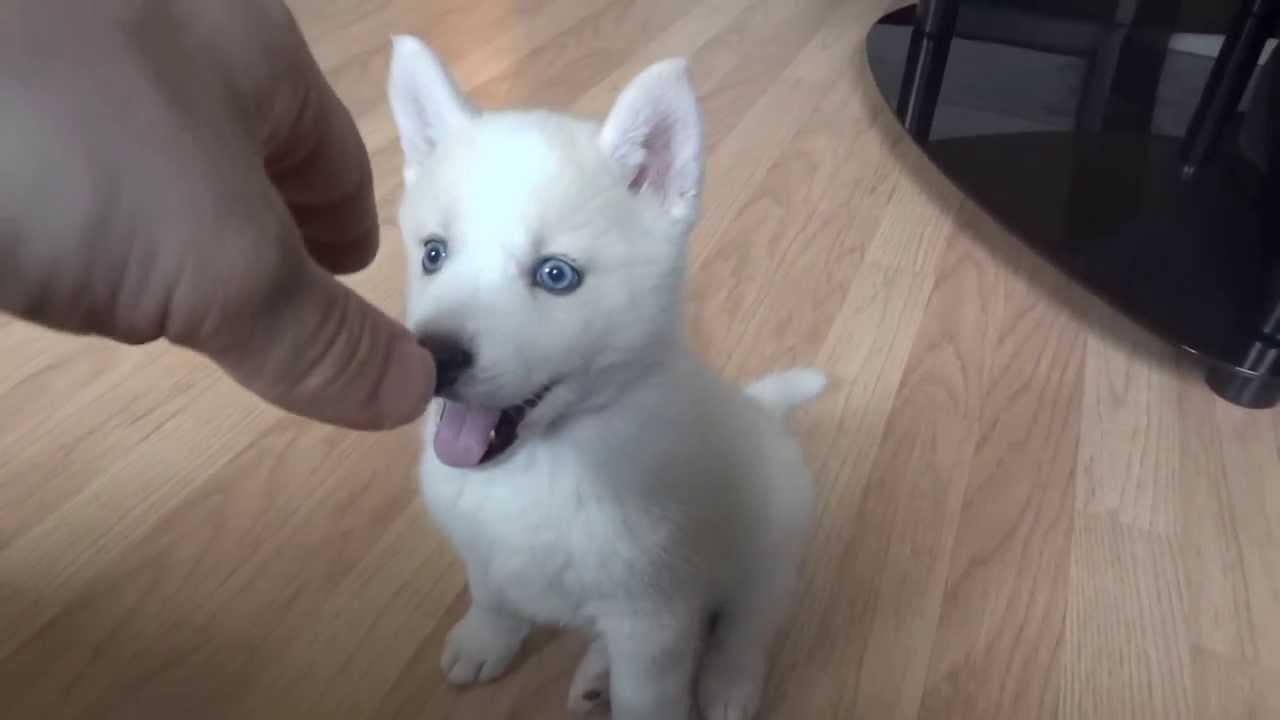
599,59,703,222
388,35,473,184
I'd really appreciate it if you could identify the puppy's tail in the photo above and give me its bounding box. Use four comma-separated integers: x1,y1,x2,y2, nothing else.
745,367,828,417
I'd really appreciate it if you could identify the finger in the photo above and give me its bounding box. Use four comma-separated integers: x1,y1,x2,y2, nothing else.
216,261,435,430
181,201,435,430
264,40,379,276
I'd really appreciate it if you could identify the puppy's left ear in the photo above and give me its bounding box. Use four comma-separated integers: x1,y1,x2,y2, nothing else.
600,59,703,222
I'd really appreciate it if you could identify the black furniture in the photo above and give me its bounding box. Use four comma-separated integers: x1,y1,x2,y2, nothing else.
867,0,1280,408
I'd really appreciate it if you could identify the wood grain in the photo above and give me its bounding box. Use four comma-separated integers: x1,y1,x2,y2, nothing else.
1059,515,1193,720
918,252,1087,720
1,1,1277,718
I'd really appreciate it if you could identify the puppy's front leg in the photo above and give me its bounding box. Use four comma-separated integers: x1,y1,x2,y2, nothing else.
441,572,530,685
600,610,701,720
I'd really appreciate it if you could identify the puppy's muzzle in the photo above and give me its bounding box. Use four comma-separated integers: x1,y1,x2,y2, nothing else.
418,334,473,394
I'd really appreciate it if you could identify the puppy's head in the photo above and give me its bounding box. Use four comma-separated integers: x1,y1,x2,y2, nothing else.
388,36,703,468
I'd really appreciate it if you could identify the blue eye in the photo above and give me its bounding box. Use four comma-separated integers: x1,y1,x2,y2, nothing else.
421,235,448,274
533,256,583,295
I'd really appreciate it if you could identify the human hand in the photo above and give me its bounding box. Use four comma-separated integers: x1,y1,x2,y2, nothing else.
0,0,435,430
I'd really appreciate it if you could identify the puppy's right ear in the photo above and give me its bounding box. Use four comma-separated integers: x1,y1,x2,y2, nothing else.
388,35,473,184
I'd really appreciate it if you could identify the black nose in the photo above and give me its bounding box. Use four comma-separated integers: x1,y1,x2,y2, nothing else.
417,334,473,394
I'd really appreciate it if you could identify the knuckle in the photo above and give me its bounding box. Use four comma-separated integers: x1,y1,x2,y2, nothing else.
164,220,301,352
283,286,384,405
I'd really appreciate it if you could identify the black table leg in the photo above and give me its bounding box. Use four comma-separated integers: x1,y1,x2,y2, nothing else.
1206,297,1280,407
896,0,959,141
1181,0,1280,178
1206,43,1280,408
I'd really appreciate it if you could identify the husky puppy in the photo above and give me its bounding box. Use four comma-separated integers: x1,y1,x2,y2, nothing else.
388,35,826,720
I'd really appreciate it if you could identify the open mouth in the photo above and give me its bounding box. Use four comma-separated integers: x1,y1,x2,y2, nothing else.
434,384,554,468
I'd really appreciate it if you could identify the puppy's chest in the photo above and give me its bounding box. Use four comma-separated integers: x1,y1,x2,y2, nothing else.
423,460,659,625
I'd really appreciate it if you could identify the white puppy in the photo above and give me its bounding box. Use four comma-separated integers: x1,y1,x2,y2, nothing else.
388,36,826,720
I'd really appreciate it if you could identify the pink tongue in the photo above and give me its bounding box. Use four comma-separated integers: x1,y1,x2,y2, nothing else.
435,402,502,468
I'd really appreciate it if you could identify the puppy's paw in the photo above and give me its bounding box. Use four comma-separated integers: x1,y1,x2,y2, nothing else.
440,611,525,685
567,638,610,715
697,653,764,720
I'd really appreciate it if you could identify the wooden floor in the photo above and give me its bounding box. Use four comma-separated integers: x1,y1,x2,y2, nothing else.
2,0,1278,718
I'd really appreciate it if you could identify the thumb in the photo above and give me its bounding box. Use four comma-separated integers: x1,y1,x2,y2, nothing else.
181,214,436,430
213,261,435,430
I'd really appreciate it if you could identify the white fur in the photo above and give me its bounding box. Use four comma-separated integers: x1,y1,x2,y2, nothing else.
389,35,825,720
